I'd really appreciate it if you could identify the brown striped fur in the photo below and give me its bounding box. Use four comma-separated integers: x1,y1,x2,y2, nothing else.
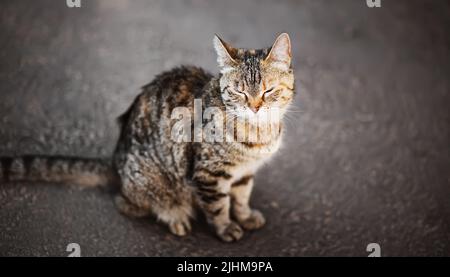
113,33,294,241
0,34,295,242
0,156,116,187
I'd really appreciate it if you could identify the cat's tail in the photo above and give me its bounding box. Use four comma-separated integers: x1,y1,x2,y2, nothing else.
0,155,119,188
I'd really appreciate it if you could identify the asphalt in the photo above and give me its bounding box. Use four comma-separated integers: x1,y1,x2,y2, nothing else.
0,0,449,256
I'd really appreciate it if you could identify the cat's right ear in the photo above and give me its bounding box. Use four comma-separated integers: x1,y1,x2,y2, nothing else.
213,35,238,73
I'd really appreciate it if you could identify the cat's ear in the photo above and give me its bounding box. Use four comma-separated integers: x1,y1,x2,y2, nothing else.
213,35,238,73
265,33,292,70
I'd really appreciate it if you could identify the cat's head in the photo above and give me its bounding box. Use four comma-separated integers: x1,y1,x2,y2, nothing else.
213,33,295,122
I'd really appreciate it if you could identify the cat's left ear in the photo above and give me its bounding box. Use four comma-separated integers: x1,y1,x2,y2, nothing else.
265,33,292,70
213,35,238,73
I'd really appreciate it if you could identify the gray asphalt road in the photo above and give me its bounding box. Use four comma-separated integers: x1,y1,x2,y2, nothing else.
0,0,449,256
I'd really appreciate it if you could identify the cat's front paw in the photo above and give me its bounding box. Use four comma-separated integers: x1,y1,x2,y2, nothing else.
217,221,244,242
238,210,266,230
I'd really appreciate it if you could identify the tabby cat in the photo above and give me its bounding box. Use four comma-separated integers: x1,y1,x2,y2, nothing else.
0,33,295,242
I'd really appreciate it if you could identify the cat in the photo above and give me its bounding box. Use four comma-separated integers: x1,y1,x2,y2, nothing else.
0,33,295,242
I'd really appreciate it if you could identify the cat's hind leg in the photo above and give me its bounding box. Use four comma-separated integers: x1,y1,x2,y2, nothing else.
116,190,192,236
114,194,152,218
117,154,194,237
152,204,193,236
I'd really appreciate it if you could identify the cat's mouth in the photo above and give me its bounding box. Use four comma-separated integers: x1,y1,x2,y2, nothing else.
241,141,270,148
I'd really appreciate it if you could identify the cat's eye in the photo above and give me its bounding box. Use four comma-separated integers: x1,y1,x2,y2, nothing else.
232,89,248,99
263,88,275,95
262,87,276,100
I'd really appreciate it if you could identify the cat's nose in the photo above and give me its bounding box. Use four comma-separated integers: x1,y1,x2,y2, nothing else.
249,105,261,114
248,98,263,114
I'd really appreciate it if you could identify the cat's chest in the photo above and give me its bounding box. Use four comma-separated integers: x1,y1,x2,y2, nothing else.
226,142,280,181
228,158,267,182
226,134,282,176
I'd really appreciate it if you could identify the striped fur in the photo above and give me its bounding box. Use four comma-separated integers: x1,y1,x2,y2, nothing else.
1,34,295,242
113,34,295,241
0,156,116,188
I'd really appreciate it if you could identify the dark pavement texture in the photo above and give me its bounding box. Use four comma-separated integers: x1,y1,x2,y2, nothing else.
0,0,449,256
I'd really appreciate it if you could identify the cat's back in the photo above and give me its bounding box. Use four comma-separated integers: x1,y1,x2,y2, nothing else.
114,66,213,161
114,66,212,174
143,66,213,107
116,66,212,143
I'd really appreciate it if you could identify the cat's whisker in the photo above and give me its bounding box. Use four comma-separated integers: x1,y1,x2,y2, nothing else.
282,113,300,129
285,106,305,113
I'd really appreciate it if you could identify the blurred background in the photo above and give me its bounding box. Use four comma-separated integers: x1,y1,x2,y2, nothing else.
0,0,449,256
